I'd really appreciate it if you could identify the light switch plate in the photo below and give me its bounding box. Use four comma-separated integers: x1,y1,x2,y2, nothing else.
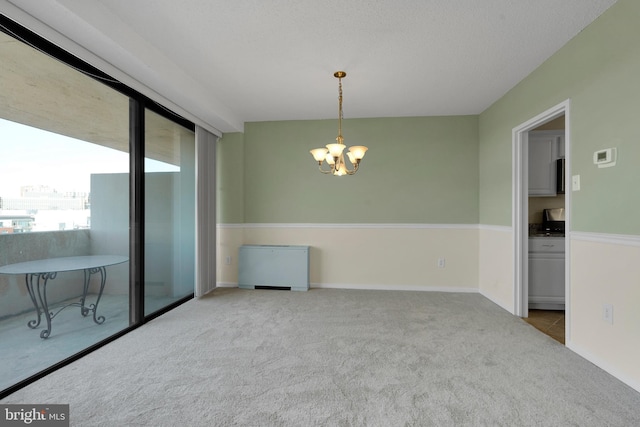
572,175,581,191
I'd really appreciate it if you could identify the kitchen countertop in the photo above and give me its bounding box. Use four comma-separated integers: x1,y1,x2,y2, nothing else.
529,223,564,238
529,233,565,238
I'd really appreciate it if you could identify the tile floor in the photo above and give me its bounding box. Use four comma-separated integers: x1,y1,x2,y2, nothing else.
524,309,565,344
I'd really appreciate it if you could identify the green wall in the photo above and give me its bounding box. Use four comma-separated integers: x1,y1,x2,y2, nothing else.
479,0,640,234
217,132,245,223
220,116,479,224
218,0,640,232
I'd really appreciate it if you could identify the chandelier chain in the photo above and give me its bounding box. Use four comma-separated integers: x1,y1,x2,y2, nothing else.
337,76,343,141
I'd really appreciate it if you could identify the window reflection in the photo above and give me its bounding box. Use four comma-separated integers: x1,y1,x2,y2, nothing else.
0,29,130,391
144,109,195,315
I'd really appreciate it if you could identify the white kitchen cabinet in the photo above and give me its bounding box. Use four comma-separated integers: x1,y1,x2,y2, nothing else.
528,237,564,310
529,131,563,196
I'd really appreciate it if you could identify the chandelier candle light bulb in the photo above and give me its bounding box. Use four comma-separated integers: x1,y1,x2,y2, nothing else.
310,71,368,175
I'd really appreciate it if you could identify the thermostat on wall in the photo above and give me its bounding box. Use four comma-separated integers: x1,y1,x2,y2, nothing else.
593,148,616,168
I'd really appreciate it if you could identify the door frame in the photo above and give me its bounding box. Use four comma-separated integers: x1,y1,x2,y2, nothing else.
512,99,571,342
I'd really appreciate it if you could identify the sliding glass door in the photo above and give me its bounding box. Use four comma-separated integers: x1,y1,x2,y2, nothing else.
0,15,198,397
0,28,130,390
144,110,195,315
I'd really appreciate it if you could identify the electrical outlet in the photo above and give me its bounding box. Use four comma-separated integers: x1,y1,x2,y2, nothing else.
603,304,613,324
225,256,232,265
437,258,446,268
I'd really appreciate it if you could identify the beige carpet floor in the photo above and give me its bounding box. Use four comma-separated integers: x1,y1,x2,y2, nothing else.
3,287,640,426
0,293,179,392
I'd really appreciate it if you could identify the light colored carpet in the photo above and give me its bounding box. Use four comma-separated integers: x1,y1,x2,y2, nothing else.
0,294,179,391
3,287,640,426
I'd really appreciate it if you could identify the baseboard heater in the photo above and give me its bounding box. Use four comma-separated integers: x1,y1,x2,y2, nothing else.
238,245,310,291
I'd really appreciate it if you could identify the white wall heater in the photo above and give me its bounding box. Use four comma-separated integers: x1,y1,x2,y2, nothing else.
238,245,310,291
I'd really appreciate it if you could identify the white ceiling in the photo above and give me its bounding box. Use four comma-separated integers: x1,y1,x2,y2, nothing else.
4,0,618,133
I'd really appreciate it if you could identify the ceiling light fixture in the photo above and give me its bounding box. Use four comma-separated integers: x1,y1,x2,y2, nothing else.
310,71,368,176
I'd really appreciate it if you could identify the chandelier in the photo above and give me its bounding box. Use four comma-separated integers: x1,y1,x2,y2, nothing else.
310,71,368,176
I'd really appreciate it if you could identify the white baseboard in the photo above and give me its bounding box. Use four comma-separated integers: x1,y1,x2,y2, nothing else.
311,283,478,293
216,282,238,288
218,282,477,293
566,341,640,394
236,223,480,230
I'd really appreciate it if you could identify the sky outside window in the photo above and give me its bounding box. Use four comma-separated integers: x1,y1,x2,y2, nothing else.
1,118,179,232
0,117,179,197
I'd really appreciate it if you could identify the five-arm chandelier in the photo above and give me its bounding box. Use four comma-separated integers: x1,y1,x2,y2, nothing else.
310,71,368,176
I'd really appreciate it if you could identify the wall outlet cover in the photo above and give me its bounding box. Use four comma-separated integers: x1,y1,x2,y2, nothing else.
603,303,614,324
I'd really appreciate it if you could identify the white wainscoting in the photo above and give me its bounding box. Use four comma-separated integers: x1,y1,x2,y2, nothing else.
568,231,640,393
217,223,479,293
478,225,514,313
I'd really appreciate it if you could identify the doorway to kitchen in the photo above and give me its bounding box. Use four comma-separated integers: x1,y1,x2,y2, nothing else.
526,118,566,343
512,100,571,345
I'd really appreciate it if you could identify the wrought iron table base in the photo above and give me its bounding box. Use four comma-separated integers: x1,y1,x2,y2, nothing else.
24,267,108,339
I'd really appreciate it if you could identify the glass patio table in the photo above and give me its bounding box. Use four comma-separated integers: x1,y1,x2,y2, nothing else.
0,255,128,339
